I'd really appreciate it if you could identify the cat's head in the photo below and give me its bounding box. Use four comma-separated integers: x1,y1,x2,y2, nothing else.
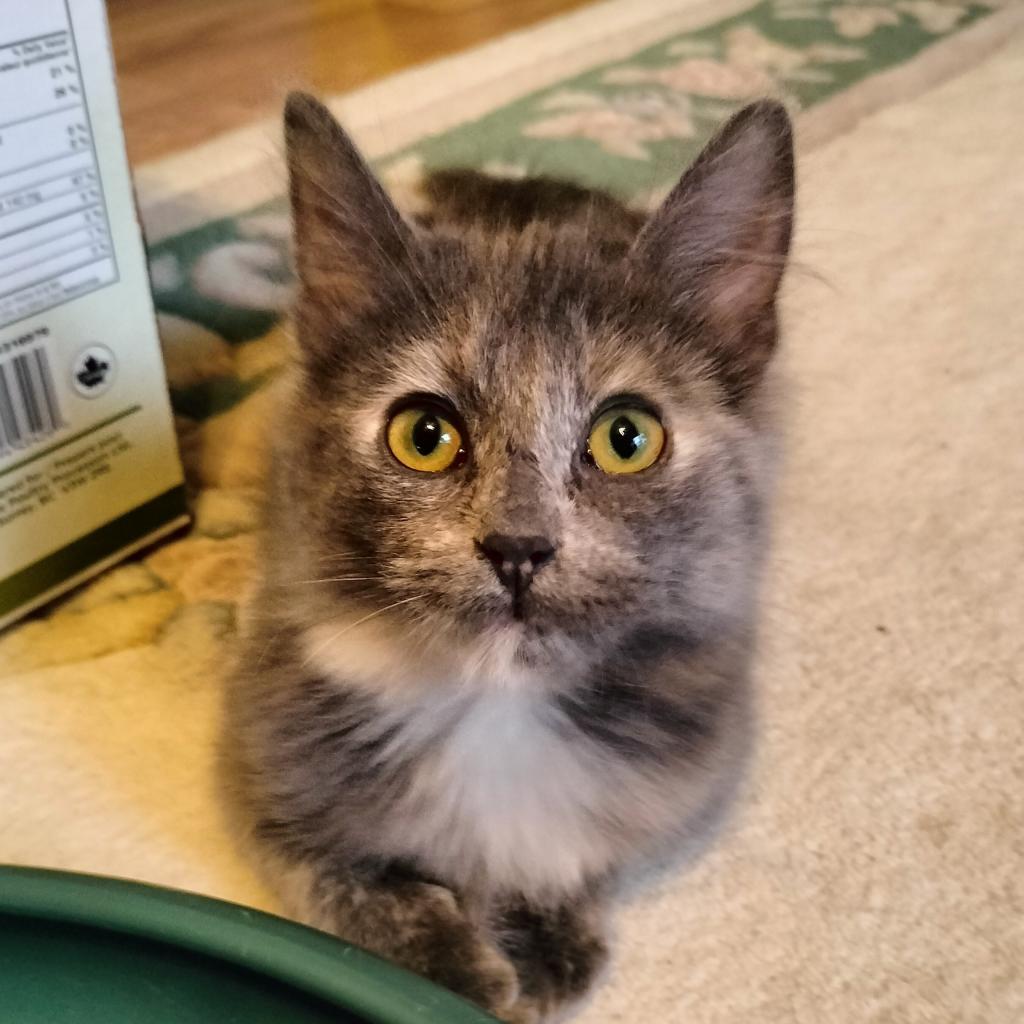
273,94,794,691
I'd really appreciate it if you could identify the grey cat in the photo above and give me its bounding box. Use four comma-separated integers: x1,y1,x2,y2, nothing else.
223,93,794,1023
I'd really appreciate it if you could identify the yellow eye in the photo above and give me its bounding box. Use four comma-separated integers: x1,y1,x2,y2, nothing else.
587,407,665,475
387,406,465,473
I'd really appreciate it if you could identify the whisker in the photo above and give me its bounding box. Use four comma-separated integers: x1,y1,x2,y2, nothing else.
314,553,376,564
286,575,380,586
302,594,428,666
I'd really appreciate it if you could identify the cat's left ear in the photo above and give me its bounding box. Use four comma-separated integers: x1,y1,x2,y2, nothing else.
284,92,419,313
633,100,795,396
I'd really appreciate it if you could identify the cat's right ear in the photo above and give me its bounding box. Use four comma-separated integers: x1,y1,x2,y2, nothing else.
285,92,418,312
633,100,794,398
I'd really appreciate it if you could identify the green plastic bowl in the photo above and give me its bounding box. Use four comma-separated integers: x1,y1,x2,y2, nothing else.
0,866,498,1024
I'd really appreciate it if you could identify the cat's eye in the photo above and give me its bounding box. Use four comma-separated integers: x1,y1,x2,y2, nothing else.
586,406,665,475
387,405,465,473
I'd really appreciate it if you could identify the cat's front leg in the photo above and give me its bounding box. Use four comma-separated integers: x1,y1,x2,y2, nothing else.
493,891,611,1022
275,857,523,1019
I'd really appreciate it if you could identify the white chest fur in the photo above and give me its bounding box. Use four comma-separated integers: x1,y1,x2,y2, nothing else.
383,690,621,896
304,620,653,896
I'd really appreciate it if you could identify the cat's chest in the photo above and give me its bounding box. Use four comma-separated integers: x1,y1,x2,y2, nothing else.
382,691,627,894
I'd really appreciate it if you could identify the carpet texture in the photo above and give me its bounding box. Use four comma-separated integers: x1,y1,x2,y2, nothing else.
2,0,1022,1020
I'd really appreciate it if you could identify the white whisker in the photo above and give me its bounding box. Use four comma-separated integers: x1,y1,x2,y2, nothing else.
287,576,380,586
302,594,428,667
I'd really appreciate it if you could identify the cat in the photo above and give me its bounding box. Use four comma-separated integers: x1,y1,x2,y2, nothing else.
222,92,794,1023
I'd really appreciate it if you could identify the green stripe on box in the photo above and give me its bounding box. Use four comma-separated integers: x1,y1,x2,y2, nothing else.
0,484,188,619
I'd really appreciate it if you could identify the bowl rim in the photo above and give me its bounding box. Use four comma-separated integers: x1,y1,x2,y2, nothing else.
0,865,497,1024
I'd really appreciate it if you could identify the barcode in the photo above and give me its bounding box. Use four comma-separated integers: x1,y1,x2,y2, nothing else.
0,346,65,456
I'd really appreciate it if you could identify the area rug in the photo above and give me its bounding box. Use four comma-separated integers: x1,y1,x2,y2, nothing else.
2,0,1023,1020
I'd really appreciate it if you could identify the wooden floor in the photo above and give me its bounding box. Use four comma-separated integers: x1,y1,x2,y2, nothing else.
107,0,590,164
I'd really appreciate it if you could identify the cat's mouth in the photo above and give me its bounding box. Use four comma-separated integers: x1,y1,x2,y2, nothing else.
497,584,546,628
470,591,541,640
494,601,553,662
510,589,529,623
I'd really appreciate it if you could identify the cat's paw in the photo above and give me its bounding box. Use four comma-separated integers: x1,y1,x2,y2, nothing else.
495,998,543,1024
431,928,522,1016
399,883,522,1015
495,897,610,1019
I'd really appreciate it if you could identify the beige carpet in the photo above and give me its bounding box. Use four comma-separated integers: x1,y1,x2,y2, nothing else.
2,5,1022,1022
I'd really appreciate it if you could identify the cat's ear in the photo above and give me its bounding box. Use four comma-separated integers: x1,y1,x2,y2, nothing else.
284,92,418,311
634,100,795,395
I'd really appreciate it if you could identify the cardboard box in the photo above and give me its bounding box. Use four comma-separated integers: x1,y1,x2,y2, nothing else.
0,0,187,630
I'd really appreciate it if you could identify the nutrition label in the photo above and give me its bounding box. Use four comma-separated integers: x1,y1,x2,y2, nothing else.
0,0,117,329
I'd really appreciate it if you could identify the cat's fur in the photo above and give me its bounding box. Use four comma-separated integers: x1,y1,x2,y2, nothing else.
223,93,794,1022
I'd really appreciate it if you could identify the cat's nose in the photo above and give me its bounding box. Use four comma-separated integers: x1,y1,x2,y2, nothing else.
475,533,556,594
